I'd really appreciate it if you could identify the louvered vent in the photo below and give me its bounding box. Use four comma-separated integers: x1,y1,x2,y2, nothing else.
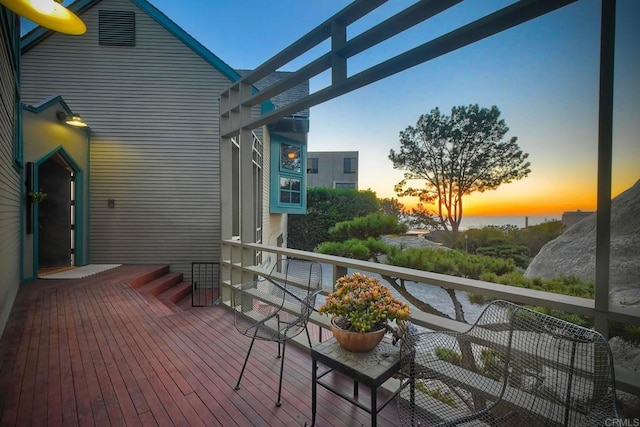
99,10,135,46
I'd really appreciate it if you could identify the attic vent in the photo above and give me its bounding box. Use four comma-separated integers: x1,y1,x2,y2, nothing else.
99,10,135,46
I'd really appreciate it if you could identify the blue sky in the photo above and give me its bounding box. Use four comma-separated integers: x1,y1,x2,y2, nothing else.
27,1,640,218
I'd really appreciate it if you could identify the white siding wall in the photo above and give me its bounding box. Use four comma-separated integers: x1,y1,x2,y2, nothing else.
0,13,21,336
21,0,231,279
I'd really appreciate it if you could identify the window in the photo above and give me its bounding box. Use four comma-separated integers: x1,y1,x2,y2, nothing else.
270,137,307,214
344,157,357,174
334,182,356,189
279,177,301,203
307,158,318,174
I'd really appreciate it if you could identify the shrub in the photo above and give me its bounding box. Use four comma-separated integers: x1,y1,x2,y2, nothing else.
329,212,407,242
288,188,379,251
435,348,462,365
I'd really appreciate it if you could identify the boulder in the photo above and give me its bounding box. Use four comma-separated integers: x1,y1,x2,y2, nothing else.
524,180,640,306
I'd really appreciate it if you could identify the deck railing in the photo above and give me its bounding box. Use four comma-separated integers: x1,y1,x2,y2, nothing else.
220,239,640,395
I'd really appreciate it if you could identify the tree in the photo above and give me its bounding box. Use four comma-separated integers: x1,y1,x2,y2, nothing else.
287,187,379,251
379,197,440,231
389,104,531,232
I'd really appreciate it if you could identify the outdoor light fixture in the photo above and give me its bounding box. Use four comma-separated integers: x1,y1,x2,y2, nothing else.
286,146,299,160
0,0,87,35
57,111,88,127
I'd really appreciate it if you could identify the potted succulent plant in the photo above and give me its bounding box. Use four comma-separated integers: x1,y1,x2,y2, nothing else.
318,272,411,352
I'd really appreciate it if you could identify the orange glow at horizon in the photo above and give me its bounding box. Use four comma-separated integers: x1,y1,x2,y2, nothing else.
396,176,638,217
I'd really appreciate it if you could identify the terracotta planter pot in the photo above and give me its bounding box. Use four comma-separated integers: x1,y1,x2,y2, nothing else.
330,317,386,353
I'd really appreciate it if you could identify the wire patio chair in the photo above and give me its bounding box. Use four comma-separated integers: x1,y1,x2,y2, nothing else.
232,258,323,406
397,300,619,426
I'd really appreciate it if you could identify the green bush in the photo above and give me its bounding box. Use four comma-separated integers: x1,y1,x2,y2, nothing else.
329,212,408,241
387,248,516,279
316,237,393,261
435,348,462,366
288,188,379,251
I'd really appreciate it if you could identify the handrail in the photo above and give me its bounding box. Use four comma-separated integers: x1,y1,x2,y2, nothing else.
220,239,640,396
222,240,630,321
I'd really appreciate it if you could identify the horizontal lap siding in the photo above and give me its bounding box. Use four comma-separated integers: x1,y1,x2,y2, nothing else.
0,15,21,335
21,0,230,280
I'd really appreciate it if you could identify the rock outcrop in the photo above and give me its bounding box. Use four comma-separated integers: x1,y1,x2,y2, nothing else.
524,180,640,305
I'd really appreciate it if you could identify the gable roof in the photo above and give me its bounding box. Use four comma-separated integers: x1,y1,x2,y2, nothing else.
21,0,241,82
23,94,73,115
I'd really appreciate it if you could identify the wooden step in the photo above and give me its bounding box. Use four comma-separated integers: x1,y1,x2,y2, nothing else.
158,281,192,304
137,273,183,296
128,265,170,288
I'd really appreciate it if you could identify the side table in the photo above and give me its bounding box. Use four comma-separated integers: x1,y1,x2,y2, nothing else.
310,336,405,426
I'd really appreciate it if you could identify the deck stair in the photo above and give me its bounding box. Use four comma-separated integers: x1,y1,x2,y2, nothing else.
127,265,193,314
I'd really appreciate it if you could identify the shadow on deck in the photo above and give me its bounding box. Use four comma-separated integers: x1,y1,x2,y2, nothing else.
0,265,400,426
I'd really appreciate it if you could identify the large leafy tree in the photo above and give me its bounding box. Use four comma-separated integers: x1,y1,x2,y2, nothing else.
389,104,531,232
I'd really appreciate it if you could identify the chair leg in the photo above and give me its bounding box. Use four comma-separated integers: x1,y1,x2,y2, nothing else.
235,336,256,391
276,341,286,407
305,326,312,348
276,314,282,358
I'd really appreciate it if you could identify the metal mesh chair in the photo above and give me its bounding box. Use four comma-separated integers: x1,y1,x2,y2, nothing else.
397,300,619,426
232,258,322,406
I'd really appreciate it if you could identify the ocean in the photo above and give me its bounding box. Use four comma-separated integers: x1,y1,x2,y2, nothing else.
459,215,560,230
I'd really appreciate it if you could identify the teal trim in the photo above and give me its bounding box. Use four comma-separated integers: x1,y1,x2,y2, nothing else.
21,0,241,82
85,126,90,264
269,135,307,215
131,0,240,81
74,169,85,265
261,100,276,115
32,146,86,276
23,94,73,115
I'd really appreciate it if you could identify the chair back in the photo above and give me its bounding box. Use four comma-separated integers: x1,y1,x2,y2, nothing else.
233,258,322,342
275,258,323,323
398,300,619,426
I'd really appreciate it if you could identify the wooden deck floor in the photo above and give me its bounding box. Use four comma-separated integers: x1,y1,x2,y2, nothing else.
0,266,401,426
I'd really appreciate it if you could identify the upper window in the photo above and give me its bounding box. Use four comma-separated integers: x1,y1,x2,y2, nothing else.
99,10,136,46
270,137,307,214
307,158,318,174
280,143,301,173
344,157,357,174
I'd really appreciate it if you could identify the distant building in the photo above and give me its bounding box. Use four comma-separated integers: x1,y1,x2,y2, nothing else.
561,210,594,228
307,151,358,189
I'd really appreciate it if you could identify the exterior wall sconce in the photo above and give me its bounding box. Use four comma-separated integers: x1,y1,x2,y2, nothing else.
286,146,300,160
57,111,88,128
0,0,87,35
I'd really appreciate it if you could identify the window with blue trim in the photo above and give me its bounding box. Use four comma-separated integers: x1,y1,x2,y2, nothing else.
270,137,306,214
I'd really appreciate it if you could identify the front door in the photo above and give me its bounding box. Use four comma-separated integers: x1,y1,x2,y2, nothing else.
38,154,72,268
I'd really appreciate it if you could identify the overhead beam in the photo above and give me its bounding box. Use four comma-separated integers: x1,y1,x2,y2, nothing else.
225,0,462,113
223,0,577,137
238,0,386,86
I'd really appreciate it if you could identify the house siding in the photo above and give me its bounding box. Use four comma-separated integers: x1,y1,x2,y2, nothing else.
0,8,21,336
21,0,231,279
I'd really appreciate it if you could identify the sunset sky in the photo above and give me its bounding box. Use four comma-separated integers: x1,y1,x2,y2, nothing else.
29,1,640,219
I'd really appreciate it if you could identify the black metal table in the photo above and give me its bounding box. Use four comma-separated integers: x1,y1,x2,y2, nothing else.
310,337,404,426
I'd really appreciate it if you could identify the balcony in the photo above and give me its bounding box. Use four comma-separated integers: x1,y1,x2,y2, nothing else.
220,240,640,399
0,265,400,425
2,243,638,425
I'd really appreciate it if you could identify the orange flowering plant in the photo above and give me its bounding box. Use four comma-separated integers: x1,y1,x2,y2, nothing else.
318,272,411,333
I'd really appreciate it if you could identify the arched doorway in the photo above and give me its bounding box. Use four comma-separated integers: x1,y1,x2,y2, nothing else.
36,151,79,270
